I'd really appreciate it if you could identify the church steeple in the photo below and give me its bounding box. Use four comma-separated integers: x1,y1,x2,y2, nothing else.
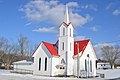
64,5,70,24
58,4,74,76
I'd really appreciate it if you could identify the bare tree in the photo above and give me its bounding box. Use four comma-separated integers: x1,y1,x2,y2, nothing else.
0,37,8,59
26,43,37,56
0,35,36,69
0,37,17,69
101,45,120,69
18,35,28,56
18,35,37,57
2,44,17,69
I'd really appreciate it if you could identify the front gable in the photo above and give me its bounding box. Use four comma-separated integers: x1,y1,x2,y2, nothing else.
89,41,97,60
32,43,50,58
32,42,59,58
74,40,89,56
73,40,97,60
41,43,52,58
32,43,42,57
81,41,97,60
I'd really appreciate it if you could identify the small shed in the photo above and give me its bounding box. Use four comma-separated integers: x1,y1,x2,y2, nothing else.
97,62,111,69
13,60,33,74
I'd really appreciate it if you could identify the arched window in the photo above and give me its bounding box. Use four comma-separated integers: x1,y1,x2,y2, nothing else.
70,28,71,37
39,57,41,70
62,42,64,50
63,27,65,36
85,59,87,71
45,57,47,71
90,60,92,72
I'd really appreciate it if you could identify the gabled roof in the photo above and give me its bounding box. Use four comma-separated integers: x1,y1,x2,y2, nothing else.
43,41,59,56
63,22,71,27
74,40,90,56
32,40,90,57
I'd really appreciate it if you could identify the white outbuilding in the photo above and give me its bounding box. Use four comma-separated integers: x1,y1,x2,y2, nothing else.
97,62,111,69
13,60,33,74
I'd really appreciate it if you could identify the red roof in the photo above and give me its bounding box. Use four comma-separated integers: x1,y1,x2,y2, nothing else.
63,22,71,27
74,40,90,56
43,41,59,56
32,40,90,57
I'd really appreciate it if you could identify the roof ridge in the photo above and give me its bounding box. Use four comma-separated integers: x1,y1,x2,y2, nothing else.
42,41,55,45
43,41,59,56
75,39,90,42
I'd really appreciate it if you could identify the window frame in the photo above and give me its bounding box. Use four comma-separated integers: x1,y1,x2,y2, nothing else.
70,28,71,37
45,57,47,71
90,60,92,72
62,42,64,50
39,57,41,71
85,59,87,71
63,27,65,36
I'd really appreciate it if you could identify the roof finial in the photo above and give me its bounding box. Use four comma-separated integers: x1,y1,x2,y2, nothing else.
64,5,70,24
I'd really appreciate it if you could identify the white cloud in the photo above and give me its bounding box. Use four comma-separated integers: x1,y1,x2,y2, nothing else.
90,26,97,31
70,13,93,27
106,2,113,10
25,22,31,26
66,2,79,7
33,27,57,33
20,0,93,27
106,2,114,10
80,4,97,11
112,9,120,16
94,43,113,48
89,4,97,11
74,35,86,41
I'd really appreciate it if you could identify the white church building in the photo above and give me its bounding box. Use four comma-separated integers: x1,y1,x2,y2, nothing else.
13,6,97,77
31,6,97,77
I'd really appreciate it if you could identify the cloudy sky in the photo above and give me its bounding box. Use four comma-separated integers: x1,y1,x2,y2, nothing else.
0,0,120,58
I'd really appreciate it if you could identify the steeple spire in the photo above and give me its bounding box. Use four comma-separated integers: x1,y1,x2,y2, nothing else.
64,5,70,24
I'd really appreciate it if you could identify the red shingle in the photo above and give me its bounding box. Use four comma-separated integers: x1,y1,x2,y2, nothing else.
32,40,90,57
43,42,59,56
74,40,90,56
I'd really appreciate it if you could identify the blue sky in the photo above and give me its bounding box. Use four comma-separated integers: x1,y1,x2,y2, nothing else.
0,0,120,45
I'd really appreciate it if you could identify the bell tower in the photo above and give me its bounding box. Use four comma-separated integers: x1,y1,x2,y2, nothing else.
58,5,74,75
